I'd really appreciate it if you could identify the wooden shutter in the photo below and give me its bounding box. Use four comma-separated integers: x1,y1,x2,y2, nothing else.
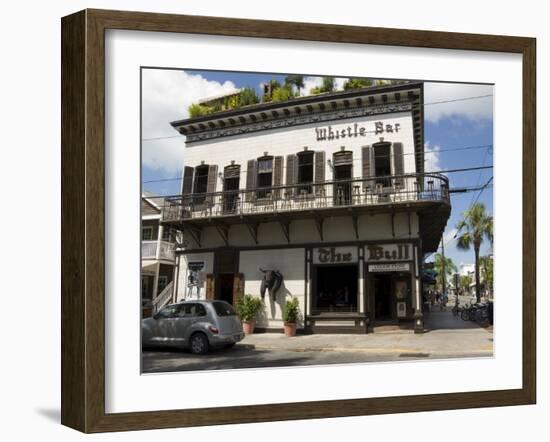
206,165,218,206
245,159,257,202
232,272,245,306
273,156,283,198
182,166,194,194
362,146,372,179
314,150,326,183
392,142,404,187
205,274,215,300
286,154,297,195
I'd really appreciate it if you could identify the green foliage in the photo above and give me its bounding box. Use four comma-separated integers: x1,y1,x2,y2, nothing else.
235,295,264,322
460,274,473,292
238,87,260,106
480,255,494,295
271,85,296,102
263,79,282,102
188,103,212,118
455,203,493,300
309,77,336,95
433,253,457,291
343,78,374,90
284,75,305,94
282,297,300,323
321,77,335,93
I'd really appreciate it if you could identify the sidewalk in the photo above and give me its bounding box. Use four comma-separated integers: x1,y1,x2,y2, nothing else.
241,310,493,357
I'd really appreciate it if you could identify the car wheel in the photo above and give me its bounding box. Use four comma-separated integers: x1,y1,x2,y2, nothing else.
189,333,209,355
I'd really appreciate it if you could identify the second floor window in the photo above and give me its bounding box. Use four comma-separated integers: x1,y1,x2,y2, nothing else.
297,151,314,183
297,151,314,194
193,165,209,204
193,165,209,194
257,157,273,198
374,143,392,187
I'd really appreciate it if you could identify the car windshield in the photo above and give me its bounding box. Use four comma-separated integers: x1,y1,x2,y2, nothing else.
212,301,236,316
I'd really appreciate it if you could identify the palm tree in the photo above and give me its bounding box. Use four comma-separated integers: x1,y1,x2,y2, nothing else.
455,203,493,302
479,255,494,298
433,253,457,293
284,75,304,95
460,274,473,294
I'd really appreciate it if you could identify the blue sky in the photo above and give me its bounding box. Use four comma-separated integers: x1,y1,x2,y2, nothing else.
141,69,494,268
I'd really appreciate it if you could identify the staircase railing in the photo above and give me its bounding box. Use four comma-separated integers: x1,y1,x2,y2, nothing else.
152,280,174,313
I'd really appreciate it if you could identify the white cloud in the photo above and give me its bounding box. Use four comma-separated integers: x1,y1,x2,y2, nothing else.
424,82,493,123
334,77,349,91
141,69,237,174
299,76,349,96
300,76,323,96
424,141,441,173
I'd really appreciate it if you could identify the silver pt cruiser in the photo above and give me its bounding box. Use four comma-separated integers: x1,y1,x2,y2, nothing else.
142,300,244,354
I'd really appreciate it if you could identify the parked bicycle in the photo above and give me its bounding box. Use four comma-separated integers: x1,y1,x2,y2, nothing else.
460,302,490,324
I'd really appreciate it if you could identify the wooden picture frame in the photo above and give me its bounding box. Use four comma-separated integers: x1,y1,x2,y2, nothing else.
61,8,536,433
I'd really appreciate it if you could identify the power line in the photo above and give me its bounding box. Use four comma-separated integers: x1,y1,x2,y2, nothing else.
142,135,181,142
141,94,493,141
142,162,493,184
424,175,493,260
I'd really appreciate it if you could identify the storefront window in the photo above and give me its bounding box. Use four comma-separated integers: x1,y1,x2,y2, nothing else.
314,265,358,313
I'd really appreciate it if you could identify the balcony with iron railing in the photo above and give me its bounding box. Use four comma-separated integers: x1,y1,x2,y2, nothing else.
161,172,450,224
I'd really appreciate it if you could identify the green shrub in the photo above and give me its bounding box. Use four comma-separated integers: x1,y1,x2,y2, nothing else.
235,295,264,322
238,87,260,106
283,297,300,323
343,78,373,90
271,86,295,102
188,103,212,118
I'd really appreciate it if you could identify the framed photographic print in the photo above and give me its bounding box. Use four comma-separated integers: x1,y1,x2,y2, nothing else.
61,9,536,433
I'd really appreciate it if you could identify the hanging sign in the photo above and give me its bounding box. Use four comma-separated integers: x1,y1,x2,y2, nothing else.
369,263,411,272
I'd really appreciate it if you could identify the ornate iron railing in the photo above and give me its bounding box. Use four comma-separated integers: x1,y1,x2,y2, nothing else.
161,172,449,222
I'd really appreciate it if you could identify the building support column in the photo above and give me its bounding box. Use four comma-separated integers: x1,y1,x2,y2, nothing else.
413,245,424,333
152,262,160,310
305,250,311,316
156,224,164,260
358,246,365,314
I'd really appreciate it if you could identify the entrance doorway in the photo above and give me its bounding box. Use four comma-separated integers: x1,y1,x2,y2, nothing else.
216,273,235,305
314,265,358,313
373,273,393,321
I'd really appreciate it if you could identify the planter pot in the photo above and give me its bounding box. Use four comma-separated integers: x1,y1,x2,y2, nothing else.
283,322,297,337
242,320,256,335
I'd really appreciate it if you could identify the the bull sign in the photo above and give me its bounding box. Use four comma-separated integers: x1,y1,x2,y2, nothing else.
259,268,283,300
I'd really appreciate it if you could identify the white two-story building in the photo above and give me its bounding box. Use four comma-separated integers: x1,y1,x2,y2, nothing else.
161,82,450,333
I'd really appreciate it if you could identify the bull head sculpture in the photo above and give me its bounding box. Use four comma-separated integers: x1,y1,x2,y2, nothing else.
259,267,283,300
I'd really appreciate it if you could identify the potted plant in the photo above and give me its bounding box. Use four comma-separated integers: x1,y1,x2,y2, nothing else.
282,297,300,337
235,294,263,334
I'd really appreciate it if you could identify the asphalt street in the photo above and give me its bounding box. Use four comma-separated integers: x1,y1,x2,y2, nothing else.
142,343,492,373
142,307,493,373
